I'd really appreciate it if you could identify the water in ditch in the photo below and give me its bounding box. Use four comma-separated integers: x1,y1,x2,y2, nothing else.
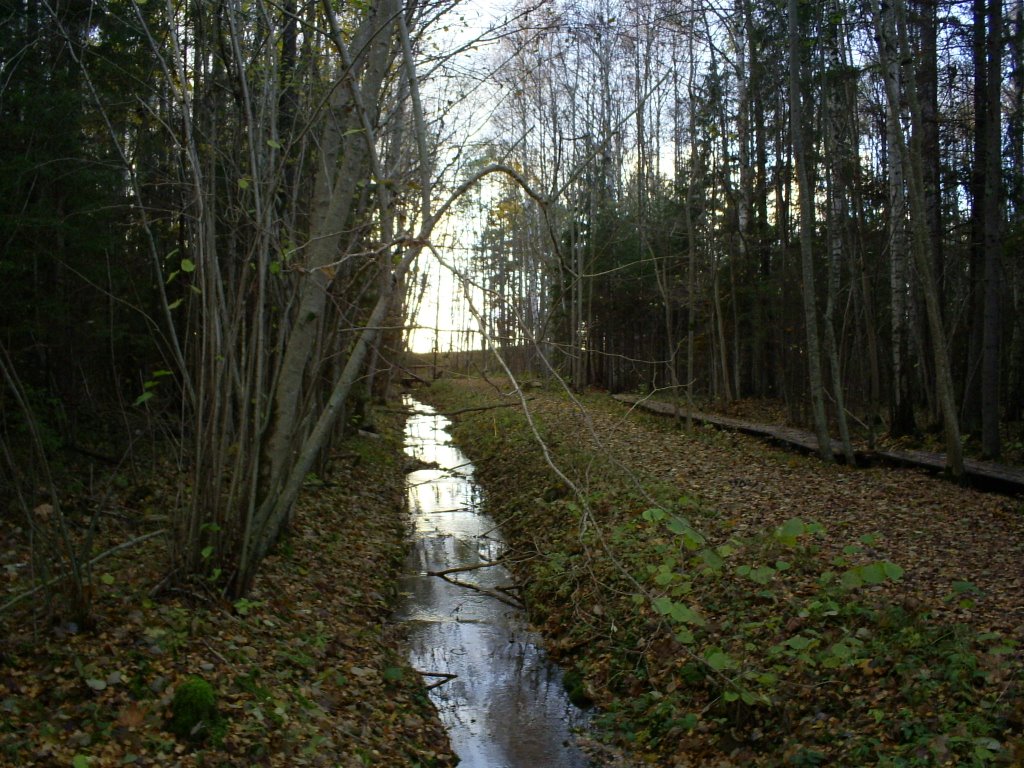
394,395,591,768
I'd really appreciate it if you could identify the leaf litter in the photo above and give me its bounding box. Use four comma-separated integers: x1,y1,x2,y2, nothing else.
421,378,1024,767
0,410,456,767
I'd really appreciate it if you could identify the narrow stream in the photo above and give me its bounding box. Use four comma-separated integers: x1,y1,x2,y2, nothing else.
394,396,591,768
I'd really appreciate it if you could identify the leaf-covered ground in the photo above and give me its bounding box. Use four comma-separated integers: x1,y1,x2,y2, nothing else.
0,412,456,767
420,378,1024,767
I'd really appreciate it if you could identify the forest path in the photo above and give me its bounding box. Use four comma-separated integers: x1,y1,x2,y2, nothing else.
589,389,1024,641
613,393,1024,494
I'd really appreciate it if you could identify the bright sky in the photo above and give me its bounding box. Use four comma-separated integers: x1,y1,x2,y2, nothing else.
405,0,509,354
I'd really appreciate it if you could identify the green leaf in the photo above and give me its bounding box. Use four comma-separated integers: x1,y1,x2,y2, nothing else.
134,391,154,406
699,548,725,571
786,635,812,650
654,570,675,586
267,138,282,149
882,561,904,581
652,596,674,615
829,642,851,660
683,533,705,550
669,602,705,626
234,597,261,615
705,649,736,671
167,298,183,310
269,261,281,275
382,666,404,682
860,563,887,585
100,573,115,586
642,508,666,523
776,517,805,541
674,628,695,645
73,756,90,768
180,258,195,273
201,546,214,559
238,177,250,189
840,569,863,589
666,517,688,535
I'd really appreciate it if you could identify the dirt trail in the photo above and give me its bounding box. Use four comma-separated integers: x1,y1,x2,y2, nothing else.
561,388,1024,640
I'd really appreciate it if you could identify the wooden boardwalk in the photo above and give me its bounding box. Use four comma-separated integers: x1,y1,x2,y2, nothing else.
612,394,1024,495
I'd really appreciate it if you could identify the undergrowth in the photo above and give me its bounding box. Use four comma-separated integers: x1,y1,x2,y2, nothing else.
422,379,1023,766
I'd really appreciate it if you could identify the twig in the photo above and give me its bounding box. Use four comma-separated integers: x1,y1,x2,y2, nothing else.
437,575,524,608
427,560,502,577
200,637,231,666
418,671,457,690
436,399,533,417
405,462,473,487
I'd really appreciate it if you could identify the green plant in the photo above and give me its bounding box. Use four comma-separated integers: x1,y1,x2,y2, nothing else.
169,676,224,742
561,667,593,707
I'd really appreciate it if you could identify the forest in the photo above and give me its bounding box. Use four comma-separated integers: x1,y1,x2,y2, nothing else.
0,0,1022,764
446,0,1021,476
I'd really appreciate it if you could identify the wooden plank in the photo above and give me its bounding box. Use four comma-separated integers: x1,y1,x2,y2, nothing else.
612,394,1024,494
612,394,848,459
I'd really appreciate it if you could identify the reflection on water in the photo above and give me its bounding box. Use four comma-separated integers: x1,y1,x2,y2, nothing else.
394,396,591,768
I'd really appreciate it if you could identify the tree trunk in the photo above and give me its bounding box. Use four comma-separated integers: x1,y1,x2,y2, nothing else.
260,3,397,503
788,0,833,462
875,0,965,476
981,0,1003,458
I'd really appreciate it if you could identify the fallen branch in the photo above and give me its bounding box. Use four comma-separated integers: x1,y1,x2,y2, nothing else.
438,574,524,608
418,671,458,690
396,363,432,385
436,399,533,417
0,528,167,614
427,560,502,577
405,462,473,487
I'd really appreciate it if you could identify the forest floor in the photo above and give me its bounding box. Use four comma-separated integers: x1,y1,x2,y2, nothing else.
0,411,457,767
419,377,1024,767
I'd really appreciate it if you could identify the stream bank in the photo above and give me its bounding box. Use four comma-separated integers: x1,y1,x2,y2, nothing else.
418,378,1024,767
394,396,591,768
0,409,457,767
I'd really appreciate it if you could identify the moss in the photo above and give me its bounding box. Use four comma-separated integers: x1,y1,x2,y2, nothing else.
169,676,224,742
562,668,593,708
